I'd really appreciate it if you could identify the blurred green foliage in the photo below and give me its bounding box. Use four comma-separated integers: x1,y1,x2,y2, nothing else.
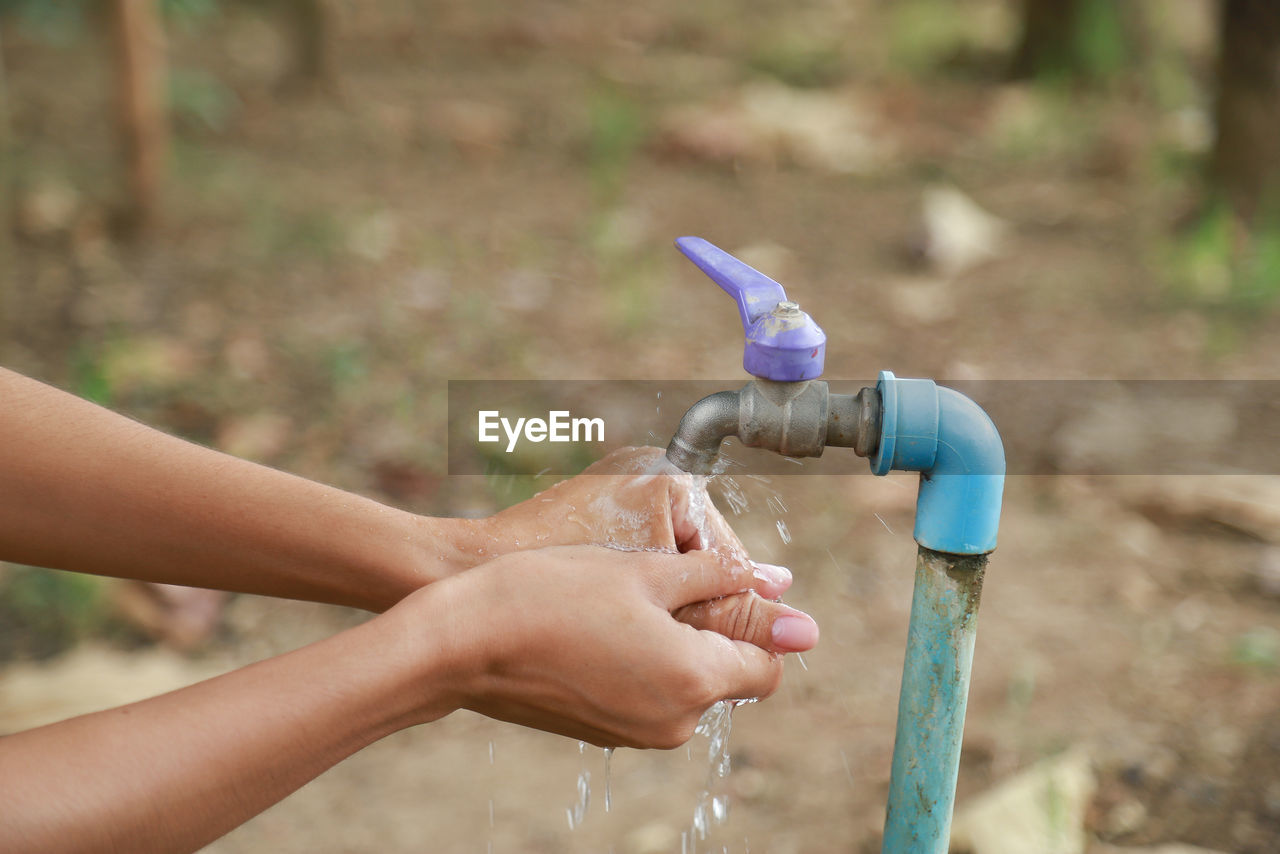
586,85,648,206
1061,0,1127,84
1012,0,1129,86
162,0,220,29
746,34,846,89
1163,202,1280,314
0,0,87,44
243,199,341,262
1231,626,1280,672
0,0,220,34
71,341,114,406
0,565,111,660
326,341,369,392
169,68,239,132
887,0,974,74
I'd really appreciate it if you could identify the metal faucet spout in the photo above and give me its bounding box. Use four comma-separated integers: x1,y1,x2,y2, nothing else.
665,381,884,475
665,390,741,474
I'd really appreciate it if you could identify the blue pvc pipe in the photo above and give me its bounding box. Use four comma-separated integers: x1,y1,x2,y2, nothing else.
870,371,1005,854
871,372,1005,555
880,548,986,853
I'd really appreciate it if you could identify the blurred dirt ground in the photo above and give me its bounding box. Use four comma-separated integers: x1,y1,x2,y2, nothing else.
1,1,1279,852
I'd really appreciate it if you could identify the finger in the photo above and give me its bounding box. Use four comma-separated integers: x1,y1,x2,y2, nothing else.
645,549,792,608
673,592,819,653
670,480,702,551
668,473,752,559
700,505,748,553
696,631,786,703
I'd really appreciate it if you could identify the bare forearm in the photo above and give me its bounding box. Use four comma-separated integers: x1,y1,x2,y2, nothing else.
0,546,814,853
0,369,484,610
0,605,449,854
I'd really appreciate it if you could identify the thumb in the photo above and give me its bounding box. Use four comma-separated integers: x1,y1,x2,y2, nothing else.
674,592,819,654
647,549,792,607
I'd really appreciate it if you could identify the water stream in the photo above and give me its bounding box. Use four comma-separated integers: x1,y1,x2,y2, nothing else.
559,456,795,852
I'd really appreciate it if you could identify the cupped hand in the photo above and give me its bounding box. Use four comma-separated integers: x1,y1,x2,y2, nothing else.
475,447,811,652
406,545,816,748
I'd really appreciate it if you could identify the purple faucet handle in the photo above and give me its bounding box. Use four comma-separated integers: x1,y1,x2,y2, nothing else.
675,236,787,330
674,236,826,382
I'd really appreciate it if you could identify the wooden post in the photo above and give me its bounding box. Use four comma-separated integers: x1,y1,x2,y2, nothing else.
1211,0,1280,220
286,0,331,87
1009,0,1084,80
0,32,12,340
107,0,169,236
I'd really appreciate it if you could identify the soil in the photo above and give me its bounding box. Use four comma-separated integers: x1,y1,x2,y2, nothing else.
1,1,1278,852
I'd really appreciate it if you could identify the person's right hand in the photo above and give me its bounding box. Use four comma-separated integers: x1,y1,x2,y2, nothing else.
397,545,817,748
467,447,819,653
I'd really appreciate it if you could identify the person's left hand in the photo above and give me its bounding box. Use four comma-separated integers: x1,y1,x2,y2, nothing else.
481,446,746,557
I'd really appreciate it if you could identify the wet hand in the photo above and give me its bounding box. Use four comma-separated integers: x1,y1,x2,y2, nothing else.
482,446,749,558
476,447,812,651
403,545,813,748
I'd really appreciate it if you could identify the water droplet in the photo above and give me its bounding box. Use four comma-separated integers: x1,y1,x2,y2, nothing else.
567,770,590,829
693,798,709,839
838,749,854,786
776,519,791,544
603,747,614,812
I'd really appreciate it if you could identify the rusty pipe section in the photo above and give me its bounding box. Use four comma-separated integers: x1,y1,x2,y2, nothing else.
881,547,986,853
664,380,882,475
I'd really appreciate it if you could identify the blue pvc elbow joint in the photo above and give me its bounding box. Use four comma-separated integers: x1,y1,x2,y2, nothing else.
869,371,1005,555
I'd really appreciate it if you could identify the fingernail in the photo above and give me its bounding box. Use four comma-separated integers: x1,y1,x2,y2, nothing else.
751,561,792,586
771,614,819,652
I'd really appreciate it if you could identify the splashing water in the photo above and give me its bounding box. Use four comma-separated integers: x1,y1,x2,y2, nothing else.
716,474,750,517
703,463,793,552
561,452,801,847
775,519,792,544
687,700,742,849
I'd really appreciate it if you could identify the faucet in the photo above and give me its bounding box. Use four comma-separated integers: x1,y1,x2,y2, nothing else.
664,237,880,470
665,237,1006,853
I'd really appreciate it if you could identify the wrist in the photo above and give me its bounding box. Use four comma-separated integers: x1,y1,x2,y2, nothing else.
351,510,504,614
384,514,496,603
374,582,473,727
